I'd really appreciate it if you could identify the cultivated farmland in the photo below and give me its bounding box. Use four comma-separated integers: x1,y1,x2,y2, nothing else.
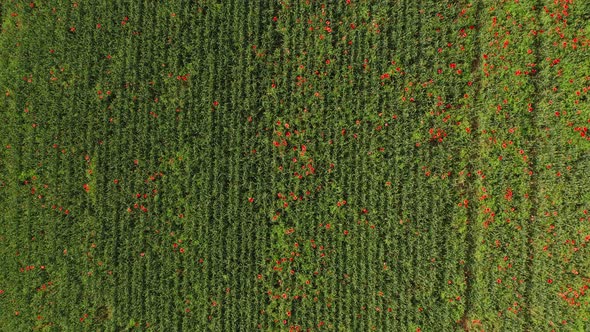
1,0,589,331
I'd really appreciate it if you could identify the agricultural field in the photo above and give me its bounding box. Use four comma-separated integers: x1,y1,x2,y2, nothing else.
1,0,589,331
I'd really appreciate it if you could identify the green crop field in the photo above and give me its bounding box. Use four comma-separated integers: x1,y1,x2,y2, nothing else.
1,0,589,331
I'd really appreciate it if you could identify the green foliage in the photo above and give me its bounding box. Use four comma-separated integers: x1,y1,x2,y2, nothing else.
0,0,589,331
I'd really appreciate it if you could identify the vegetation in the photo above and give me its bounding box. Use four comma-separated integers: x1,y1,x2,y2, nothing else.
0,0,589,331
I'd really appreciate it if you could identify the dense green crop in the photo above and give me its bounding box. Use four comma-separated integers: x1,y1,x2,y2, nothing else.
1,0,589,331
